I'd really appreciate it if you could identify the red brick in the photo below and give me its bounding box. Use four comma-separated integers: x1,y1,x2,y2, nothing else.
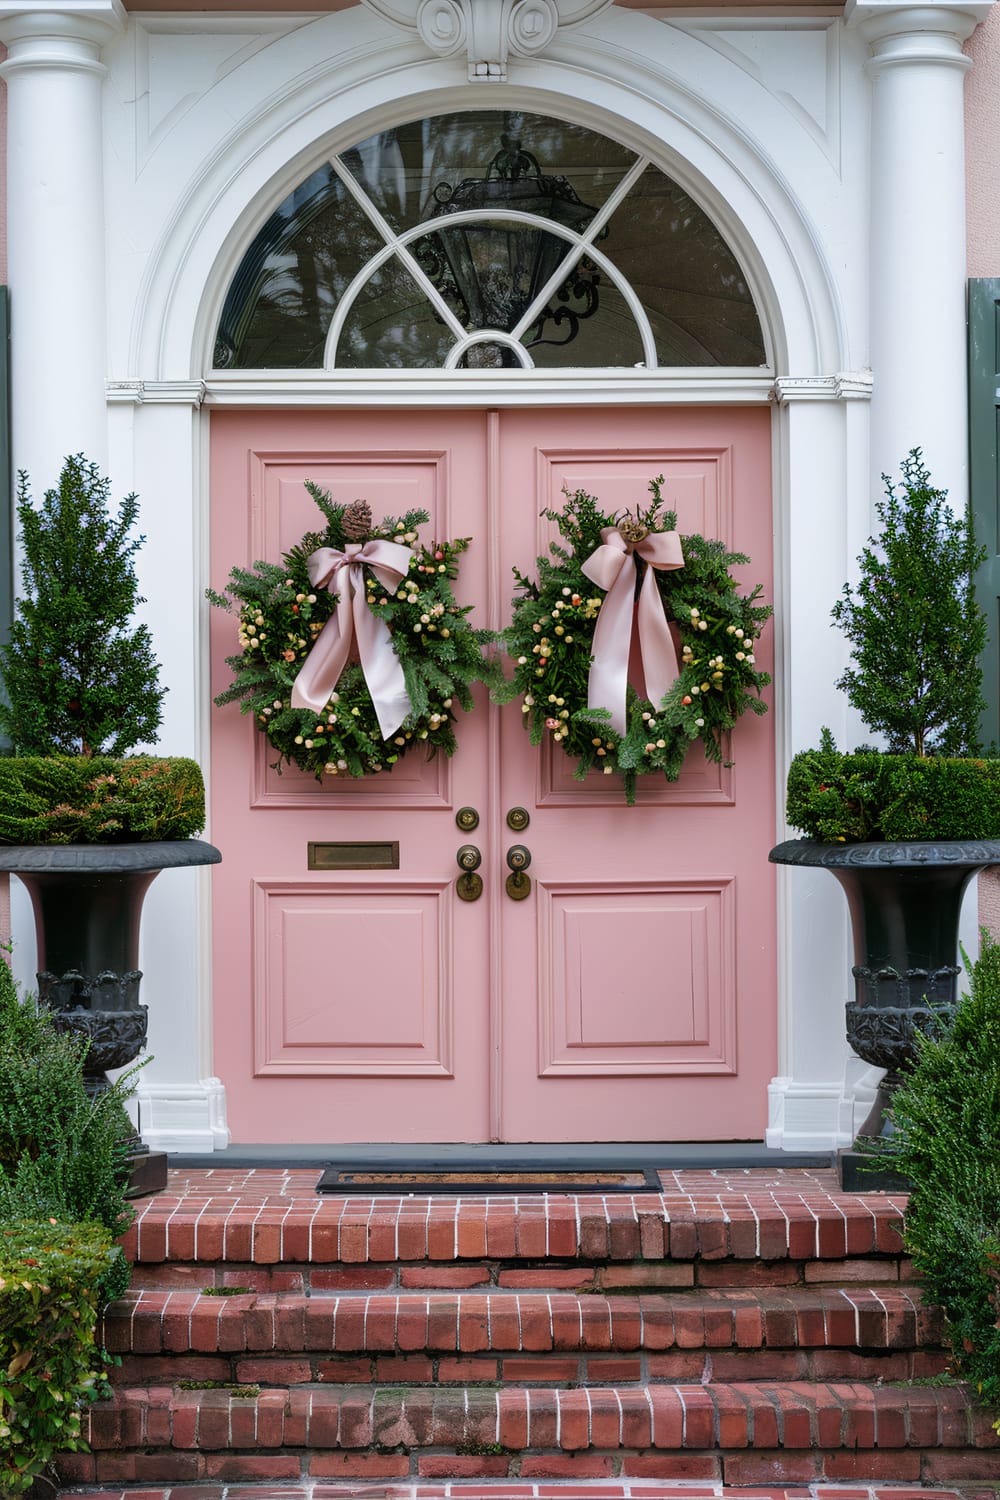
310,1266,394,1290
804,1258,898,1283
922,1452,1000,1479
400,1265,490,1288
666,1216,699,1258
314,1357,373,1383
308,1454,411,1478
585,1356,642,1382
598,1264,694,1289
698,1262,801,1288
647,1352,707,1381
501,1355,578,1382
557,1396,591,1450
723,1452,820,1484
376,1355,435,1382
520,1458,614,1477
438,1356,500,1382
202,1457,302,1483
234,1357,311,1384
622,1455,721,1478
824,1451,922,1480
418,1456,512,1477
498,1268,593,1289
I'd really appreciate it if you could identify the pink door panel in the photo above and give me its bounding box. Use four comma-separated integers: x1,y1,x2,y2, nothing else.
209,405,776,1143
210,411,491,1144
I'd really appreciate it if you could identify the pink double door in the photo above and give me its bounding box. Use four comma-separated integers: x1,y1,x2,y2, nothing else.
209,406,776,1144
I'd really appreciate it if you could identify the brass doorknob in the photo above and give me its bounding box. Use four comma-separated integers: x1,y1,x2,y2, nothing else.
505,845,532,900
456,844,484,901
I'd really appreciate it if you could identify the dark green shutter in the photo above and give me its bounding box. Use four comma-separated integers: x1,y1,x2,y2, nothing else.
969,277,1000,750
0,290,9,753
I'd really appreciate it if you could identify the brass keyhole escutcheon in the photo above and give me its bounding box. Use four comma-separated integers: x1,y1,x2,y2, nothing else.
457,872,484,902
506,807,530,832
456,844,483,902
456,807,480,833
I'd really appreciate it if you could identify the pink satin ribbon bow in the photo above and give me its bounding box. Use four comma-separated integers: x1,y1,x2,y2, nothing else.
580,525,685,736
290,539,414,741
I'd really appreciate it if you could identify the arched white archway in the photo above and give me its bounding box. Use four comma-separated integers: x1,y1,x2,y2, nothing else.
124,6,849,384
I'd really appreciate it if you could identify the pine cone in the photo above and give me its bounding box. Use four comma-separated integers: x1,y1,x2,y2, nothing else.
342,499,373,542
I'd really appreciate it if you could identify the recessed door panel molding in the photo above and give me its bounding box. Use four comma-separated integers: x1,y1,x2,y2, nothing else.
252,878,454,1076
535,878,737,1076
251,723,452,810
244,446,455,809
535,445,733,548
538,732,734,806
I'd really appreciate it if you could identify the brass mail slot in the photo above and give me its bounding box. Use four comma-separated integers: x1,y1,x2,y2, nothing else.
308,841,399,871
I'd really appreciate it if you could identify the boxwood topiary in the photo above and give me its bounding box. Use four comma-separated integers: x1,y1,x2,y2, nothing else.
0,755,205,844
786,731,1000,843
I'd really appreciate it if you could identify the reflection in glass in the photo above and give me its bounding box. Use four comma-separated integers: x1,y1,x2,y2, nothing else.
336,257,454,369
213,112,767,371
605,165,766,366
340,111,633,234
215,165,383,368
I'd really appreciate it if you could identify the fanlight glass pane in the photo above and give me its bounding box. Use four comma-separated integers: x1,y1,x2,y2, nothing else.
336,258,454,369
339,112,635,234
214,165,384,369
603,165,766,366
214,112,767,370
413,222,576,334
528,273,644,369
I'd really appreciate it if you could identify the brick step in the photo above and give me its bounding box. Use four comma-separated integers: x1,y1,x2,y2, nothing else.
101,1287,951,1388
56,1483,998,1500
122,1170,908,1269
61,1382,998,1490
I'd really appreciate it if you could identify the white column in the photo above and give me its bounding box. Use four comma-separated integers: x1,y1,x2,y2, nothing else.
847,0,990,499
0,2,125,487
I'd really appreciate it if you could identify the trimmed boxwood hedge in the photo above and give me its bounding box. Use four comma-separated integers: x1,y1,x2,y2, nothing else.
787,738,1000,843
0,1219,117,1494
0,755,205,844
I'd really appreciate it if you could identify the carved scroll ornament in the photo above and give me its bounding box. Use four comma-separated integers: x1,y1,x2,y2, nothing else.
361,0,615,81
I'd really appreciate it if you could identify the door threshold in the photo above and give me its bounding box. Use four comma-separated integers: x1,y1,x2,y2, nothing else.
168,1142,835,1170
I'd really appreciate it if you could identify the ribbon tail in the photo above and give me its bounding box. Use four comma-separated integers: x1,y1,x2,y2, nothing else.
290,583,353,714
586,563,635,738
352,587,413,741
637,566,681,709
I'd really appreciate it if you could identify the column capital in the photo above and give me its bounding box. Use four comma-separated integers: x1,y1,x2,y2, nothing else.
0,1,125,61
845,0,992,53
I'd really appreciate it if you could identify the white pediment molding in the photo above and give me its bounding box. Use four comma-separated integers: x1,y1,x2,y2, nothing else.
360,0,615,81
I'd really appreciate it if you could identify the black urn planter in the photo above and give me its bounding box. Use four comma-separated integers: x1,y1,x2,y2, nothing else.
0,839,222,1194
769,837,1000,1189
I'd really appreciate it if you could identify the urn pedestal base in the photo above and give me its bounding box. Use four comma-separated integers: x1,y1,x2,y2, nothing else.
0,840,221,1197
769,837,1000,1190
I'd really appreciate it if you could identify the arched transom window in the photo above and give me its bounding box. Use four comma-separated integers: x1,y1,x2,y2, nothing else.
214,111,767,372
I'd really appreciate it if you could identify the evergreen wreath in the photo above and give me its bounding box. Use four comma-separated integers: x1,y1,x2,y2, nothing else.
208,485,490,779
498,479,772,803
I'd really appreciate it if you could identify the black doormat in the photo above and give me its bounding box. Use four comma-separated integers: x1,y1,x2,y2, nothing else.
316,1166,663,1195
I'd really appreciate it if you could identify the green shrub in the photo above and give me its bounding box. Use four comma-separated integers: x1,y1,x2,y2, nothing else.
0,960,135,1265
0,1219,117,1495
0,755,205,844
863,933,1000,1403
0,456,165,757
786,732,1000,842
831,450,987,757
